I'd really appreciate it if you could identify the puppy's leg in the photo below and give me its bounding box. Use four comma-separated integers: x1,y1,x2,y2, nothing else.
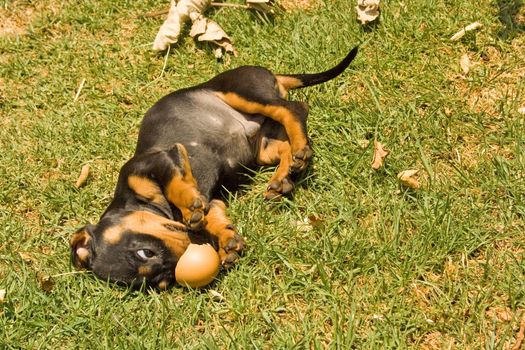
208,67,312,172
204,200,245,267
165,144,209,230
257,138,295,200
216,92,312,173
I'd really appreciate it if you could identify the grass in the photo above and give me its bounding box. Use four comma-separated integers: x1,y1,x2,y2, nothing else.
1,0,525,348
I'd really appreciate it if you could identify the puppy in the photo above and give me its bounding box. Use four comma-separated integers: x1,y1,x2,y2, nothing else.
70,46,358,289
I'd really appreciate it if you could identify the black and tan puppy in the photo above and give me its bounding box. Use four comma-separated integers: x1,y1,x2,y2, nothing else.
70,46,358,289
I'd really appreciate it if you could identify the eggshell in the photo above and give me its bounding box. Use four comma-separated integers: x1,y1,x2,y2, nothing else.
175,244,220,288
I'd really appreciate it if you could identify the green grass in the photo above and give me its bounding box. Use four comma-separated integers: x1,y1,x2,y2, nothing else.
1,0,525,348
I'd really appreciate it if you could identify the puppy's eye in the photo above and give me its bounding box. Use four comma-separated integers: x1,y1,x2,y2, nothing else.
136,249,156,260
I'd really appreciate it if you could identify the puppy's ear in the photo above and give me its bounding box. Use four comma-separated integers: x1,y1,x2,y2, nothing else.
70,225,94,269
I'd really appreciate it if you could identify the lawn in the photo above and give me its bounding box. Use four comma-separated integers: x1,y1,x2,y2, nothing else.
1,0,525,348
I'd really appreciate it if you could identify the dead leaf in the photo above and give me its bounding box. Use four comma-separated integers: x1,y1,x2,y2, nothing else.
356,0,380,25
460,54,471,75
295,218,313,232
450,21,483,41
209,289,225,302
0,289,5,303
153,0,212,51
19,252,33,263
190,16,236,56
512,312,525,350
518,106,525,114
358,139,370,149
38,275,55,293
308,215,325,230
486,306,514,322
371,140,389,170
397,169,420,189
75,164,90,188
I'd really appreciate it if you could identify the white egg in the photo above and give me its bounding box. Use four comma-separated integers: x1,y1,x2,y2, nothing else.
175,243,220,288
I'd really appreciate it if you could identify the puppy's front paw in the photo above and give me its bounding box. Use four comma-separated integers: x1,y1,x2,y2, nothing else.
264,177,294,200
184,196,209,231
291,145,313,172
219,225,246,269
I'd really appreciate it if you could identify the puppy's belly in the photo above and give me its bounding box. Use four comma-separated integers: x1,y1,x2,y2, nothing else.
182,90,264,166
137,89,265,195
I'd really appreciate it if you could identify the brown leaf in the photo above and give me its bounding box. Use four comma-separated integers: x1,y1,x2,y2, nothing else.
75,164,90,188
38,275,55,293
397,169,420,189
371,140,389,170
19,252,34,263
512,312,525,350
460,54,471,75
356,0,380,25
486,306,514,322
0,289,6,303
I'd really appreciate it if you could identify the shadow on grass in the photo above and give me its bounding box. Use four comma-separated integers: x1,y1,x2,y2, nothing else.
495,0,525,40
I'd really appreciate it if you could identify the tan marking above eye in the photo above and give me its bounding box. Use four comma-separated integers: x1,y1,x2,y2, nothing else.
124,211,190,257
102,211,190,258
103,225,124,244
128,175,167,205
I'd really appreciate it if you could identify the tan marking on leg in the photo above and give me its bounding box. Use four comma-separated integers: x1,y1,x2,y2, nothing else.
257,140,294,198
214,92,307,152
128,175,168,206
174,143,194,182
204,200,243,263
165,171,203,225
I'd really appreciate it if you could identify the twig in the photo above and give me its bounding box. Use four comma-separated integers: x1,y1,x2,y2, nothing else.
159,45,171,79
73,78,86,103
139,2,249,18
211,2,249,8
141,8,169,18
512,312,525,350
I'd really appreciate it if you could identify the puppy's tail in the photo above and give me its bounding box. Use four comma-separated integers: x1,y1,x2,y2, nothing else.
276,46,358,93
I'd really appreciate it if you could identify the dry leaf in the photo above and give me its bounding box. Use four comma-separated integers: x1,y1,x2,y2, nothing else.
0,289,5,303
450,21,483,41
295,218,313,232
19,252,33,263
153,0,236,56
153,0,211,51
358,139,370,149
371,140,389,170
356,0,380,25
38,275,55,293
209,289,225,302
518,106,525,114
190,16,236,56
512,312,525,350
397,169,420,189
460,54,471,75
486,306,514,322
75,164,90,188
308,215,325,230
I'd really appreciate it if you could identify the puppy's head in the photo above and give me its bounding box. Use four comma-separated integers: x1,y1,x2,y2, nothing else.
70,211,191,289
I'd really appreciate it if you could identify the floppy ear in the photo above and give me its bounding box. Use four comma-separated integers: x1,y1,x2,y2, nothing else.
70,225,94,269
